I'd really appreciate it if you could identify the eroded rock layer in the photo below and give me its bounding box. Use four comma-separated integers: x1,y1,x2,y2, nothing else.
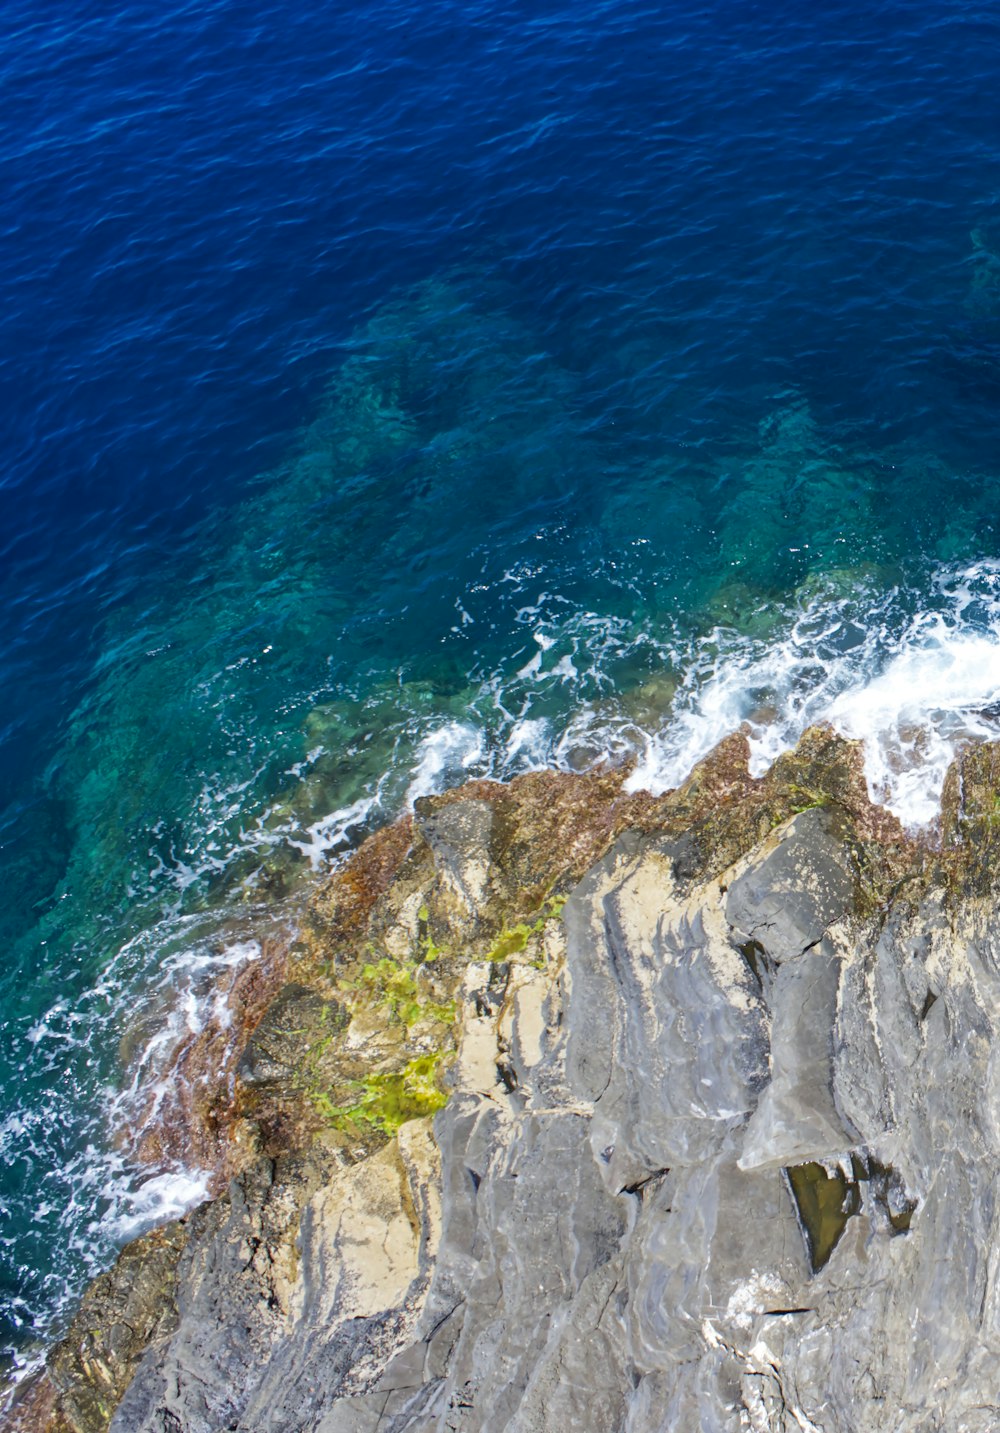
21,727,1000,1432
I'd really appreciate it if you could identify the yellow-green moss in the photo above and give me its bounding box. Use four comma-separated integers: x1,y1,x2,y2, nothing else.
417,904,443,962
341,954,455,1029
782,785,833,817
486,894,566,963
315,1052,452,1135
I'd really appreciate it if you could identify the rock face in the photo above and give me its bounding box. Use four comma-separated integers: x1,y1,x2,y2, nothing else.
26,729,1000,1431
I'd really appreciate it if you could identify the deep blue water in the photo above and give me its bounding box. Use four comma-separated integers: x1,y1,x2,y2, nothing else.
6,0,1000,1385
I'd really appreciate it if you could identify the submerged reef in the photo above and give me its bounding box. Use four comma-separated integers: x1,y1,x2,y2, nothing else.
19,725,1000,1430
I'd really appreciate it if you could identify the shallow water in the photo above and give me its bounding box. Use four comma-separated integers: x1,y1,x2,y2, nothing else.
6,0,1000,1382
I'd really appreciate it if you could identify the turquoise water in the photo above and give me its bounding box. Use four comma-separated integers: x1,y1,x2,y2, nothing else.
7,0,1000,1384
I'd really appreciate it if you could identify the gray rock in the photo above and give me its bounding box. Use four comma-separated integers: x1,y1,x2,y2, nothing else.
725,807,856,961
104,781,1000,1432
739,938,851,1170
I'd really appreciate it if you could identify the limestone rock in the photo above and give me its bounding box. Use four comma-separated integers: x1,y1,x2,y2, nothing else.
739,938,851,1171
40,734,1000,1432
725,807,857,962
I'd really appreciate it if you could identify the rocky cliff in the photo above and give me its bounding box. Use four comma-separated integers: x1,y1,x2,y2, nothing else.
15,725,1000,1432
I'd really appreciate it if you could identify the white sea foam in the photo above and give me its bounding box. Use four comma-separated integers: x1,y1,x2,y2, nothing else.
405,722,485,805
285,794,381,870
503,716,552,769
111,1167,212,1241
829,628,1000,826
2,922,270,1374
109,932,263,1139
621,561,1000,831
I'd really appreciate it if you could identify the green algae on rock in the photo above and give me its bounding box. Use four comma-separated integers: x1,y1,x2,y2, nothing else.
331,1052,452,1135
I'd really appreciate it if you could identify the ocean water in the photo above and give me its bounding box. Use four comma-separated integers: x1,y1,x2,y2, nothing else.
5,0,1000,1386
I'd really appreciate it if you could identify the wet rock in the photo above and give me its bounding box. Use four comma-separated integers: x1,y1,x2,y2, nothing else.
45,1220,189,1433
412,798,496,922
238,985,349,1087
